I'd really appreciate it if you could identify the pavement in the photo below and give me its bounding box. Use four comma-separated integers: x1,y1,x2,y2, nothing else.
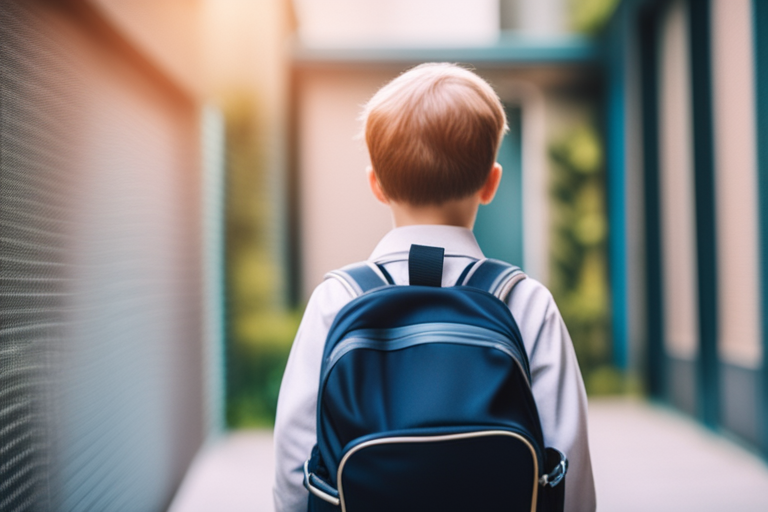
169,397,768,512
168,431,275,512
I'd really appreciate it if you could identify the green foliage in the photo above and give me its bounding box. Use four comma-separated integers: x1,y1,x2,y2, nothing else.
549,123,616,391
227,347,289,428
568,0,620,35
585,365,642,396
226,310,302,428
224,93,276,316
223,92,295,428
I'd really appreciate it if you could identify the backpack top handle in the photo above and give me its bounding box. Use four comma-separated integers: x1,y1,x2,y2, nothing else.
325,245,526,301
408,244,445,287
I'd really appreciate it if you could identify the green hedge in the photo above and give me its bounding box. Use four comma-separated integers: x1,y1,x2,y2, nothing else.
226,310,302,428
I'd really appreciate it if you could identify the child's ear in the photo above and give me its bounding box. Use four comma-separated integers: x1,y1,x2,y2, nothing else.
367,166,390,205
478,163,502,205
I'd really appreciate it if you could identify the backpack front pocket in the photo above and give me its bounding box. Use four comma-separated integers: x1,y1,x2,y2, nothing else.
337,429,539,512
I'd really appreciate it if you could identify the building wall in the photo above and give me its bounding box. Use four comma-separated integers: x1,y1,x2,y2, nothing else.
658,0,699,364
656,0,700,409
0,1,211,509
710,0,761,368
612,0,767,451
710,0,762,444
297,68,395,296
293,0,571,46
90,0,203,95
293,0,500,46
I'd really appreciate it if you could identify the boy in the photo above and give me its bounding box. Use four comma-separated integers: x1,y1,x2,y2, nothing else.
273,63,596,512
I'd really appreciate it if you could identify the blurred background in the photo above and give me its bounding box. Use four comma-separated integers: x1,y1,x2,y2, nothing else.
1,0,768,510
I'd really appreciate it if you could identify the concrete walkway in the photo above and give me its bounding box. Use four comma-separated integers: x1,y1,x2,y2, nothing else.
589,398,768,512
169,398,768,512
169,431,275,512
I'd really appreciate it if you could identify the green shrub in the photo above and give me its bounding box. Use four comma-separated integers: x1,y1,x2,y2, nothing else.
222,92,301,428
569,0,620,35
226,310,302,428
549,123,616,391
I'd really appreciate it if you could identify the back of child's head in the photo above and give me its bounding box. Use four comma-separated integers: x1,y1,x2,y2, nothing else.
361,63,507,206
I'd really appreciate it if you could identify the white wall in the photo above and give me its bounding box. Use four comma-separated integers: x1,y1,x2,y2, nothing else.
293,0,572,46
658,0,699,360
711,0,762,367
298,69,396,297
91,0,203,97
516,0,566,37
294,0,500,47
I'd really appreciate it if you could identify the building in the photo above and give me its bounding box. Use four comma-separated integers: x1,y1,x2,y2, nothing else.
604,0,768,454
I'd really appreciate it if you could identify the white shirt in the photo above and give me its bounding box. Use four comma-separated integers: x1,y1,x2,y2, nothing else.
273,225,596,512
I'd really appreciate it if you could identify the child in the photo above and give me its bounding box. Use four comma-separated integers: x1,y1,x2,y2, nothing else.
273,63,596,512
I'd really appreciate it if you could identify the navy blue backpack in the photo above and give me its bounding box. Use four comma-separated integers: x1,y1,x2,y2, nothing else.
304,245,568,512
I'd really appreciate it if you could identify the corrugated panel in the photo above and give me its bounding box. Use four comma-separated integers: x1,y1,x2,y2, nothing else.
0,3,75,510
0,2,207,511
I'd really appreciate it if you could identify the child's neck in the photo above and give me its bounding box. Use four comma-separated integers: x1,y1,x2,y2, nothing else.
388,196,479,229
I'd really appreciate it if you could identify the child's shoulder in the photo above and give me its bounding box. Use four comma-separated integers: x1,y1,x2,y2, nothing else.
304,271,360,318
506,275,562,324
508,275,556,304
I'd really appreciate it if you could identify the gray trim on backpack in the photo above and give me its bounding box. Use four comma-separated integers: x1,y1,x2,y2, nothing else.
460,258,527,302
325,257,527,302
324,261,389,298
495,271,527,302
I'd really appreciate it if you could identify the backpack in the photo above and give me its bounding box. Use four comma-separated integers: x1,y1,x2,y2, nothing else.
303,244,568,512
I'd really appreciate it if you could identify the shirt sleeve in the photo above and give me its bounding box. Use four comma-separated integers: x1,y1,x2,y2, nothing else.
273,278,353,512
507,278,597,512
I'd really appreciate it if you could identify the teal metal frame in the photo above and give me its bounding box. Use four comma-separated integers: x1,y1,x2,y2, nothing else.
688,0,720,429
291,36,600,68
638,2,666,399
752,0,768,457
474,106,524,265
603,1,632,371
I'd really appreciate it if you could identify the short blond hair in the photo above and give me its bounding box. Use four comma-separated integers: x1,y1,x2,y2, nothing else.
361,63,507,205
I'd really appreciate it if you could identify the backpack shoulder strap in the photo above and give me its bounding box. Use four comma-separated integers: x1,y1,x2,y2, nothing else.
324,261,391,298
460,258,527,303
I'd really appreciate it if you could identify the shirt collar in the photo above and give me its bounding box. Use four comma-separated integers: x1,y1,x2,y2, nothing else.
369,225,485,262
